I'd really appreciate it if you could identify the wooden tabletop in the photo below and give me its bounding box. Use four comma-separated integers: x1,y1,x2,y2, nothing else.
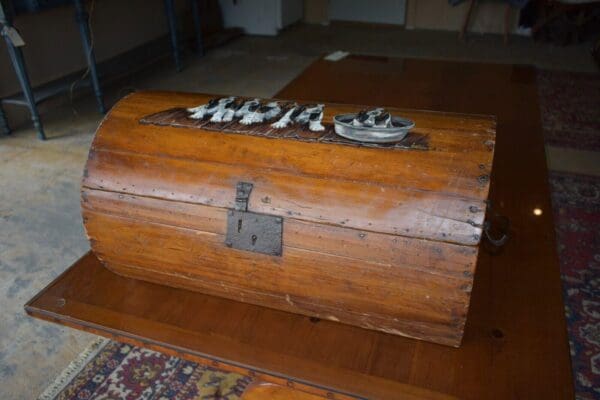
26,55,574,399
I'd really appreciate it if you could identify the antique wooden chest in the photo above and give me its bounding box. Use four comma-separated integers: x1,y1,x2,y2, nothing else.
81,91,496,347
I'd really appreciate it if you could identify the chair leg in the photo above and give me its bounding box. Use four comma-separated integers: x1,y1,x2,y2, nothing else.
190,0,204,56
0,103,11,136
3,39,45,140
1,3,45,140
460,0,476,42
504,3,511,44
74,0,106,114
164,0,183,71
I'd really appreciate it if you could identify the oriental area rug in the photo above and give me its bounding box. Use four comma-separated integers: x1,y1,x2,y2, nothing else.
539,69,600,400
549,171,600,400
38,339,253,400
38,69,600,400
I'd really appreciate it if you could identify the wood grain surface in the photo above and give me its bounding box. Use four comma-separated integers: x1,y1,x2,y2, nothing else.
87,92,495,241
81,90,495,346
26,55,574,399
241,382,329,400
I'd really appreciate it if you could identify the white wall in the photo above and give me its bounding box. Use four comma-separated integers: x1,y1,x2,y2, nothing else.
219,0,303,36
329,0,406,26
405,0,519,33
280,0,304,28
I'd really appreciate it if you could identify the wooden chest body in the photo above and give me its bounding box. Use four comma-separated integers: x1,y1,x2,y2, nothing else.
82,91,496,347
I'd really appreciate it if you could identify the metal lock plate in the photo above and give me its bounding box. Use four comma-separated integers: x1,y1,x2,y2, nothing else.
225,210,283,256
225,181,283,256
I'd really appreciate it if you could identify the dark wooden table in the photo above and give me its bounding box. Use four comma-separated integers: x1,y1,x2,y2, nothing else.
26,55,574,399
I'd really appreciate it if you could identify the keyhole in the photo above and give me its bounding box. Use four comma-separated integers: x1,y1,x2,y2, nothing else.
237,219,242,233
251,235,257,246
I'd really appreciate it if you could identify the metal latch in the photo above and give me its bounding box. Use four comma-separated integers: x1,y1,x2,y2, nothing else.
225,182,283,256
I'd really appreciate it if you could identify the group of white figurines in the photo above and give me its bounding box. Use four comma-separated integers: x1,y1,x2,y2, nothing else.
187,97,395,134
187,97,327,132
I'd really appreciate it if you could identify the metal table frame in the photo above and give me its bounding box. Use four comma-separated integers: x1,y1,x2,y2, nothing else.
0,0,203,140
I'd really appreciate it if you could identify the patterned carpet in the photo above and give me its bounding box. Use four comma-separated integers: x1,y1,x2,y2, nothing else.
541,69,600,400
38,339,253,400
38,69,600,399
537,70,600,151
550,172,600,400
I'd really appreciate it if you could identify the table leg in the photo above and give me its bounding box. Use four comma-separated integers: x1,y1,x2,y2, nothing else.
164,0,183,71
4,42,46,139
190,0,204,56
73,0,106,114
0,102,10,136
459,0,476,42
0,2,46,139
504,3,510,44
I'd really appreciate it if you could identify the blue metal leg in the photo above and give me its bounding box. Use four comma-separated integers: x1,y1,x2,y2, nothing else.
0,1,45,140
0,102,10,136
2,40,46,139
190,0,204,56
73,0,106,114
164,0,183,71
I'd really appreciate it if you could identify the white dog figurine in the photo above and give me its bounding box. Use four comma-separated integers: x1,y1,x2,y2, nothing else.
240,102,281,125
234,99,261,118
271,103,298,129
209,97,239,122
188,97,236,119
271,103,324,132
352,108,391,128
307,106,325,132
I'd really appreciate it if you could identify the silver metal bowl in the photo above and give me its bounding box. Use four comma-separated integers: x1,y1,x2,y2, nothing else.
333,114,415,143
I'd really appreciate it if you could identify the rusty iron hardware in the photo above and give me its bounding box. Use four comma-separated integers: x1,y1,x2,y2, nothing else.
234,181,253,211
478,174,490,185
484,218,509,247
483,200,510,250
225,182,283,256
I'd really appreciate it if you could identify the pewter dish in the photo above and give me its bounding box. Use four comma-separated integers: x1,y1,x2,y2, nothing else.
333,114,415,143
